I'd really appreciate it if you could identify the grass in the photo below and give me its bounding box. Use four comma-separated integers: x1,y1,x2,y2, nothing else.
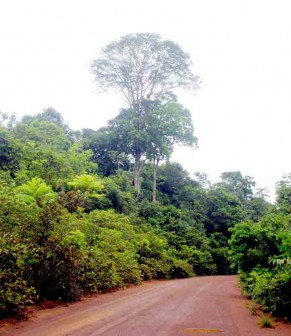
258,315,274,328
245,302,260,316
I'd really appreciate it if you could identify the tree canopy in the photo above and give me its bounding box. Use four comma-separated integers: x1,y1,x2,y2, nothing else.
91,33,201,110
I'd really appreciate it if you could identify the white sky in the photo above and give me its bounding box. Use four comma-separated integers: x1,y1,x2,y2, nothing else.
0,0,290,201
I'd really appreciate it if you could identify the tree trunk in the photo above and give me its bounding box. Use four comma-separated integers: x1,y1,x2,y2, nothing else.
152,157,159,203
134,152,143,197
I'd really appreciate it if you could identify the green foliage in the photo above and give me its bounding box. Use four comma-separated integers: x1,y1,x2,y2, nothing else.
230,213,291,319
136,231,170,279
15,177,57,207
3,113,97,186
249,269,290,319
138,200,215,275
258,315,274,328
1,107,288,321
91,33,200,106
205,188,245,237
217,171,255,203
155,162,193,204
68,174,104,194
170,258,194,278
0,186,39,235
145,99,197,201
91,33,200,196
175,245,215,275
67,144,97,176
0,235,37,317
276,173,291,214
0,128,20,173
246,195,273,222
81,128,130,176
63,230,87,249
58,189,90,213
229,214,288,273
99,176,136,214
27,239,85,301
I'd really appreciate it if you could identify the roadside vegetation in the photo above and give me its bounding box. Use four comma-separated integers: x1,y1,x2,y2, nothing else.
229,176,291,321
0,33,289,320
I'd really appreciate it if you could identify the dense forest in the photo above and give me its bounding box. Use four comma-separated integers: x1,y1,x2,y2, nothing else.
0,33,290,321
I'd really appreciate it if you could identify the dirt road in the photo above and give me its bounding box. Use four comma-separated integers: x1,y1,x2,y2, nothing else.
1,275,290,336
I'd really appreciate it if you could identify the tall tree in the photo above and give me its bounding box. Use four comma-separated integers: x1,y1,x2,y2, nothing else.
217,171,255,203
91,33,200,193
146,100,197,202
204,188,245,237
100,107,148,195
99,98,196,200
81,128,130,176
276,173,291,213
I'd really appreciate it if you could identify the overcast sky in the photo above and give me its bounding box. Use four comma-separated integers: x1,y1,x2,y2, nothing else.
0,0,290,201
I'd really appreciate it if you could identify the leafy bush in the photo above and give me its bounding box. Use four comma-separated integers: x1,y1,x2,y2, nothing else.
249,269,291,319
170,259,194,278
81,248,120,291
135,231,171,279
27,239,85,301
230,214,291,320
139,258,171,280
0,235,36,317
112,251,142,286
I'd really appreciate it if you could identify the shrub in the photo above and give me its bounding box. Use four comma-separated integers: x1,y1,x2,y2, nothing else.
0,235,36,317
253,269,290,319
28,239,84,301
112,251,142,286
139,258,171,280
240,268,291,320
170,259,194,278
81,248,120,291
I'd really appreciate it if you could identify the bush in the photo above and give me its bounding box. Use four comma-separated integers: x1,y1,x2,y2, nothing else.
0,235,36,317
239,268,291,321
81,248,120,291
135,231,171,279
81,248,141,292
170,259,194,278
139,258,171,280
28,239,85,301
230,214,291,320
252,269,290,319
112,251,142,286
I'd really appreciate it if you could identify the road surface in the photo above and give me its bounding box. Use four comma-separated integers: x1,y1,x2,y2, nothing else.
1,275,290,336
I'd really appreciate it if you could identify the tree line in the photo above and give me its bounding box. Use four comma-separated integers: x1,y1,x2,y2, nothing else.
0,108,289,319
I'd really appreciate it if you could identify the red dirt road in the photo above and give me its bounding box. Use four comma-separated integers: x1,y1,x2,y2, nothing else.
1,275,290,336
